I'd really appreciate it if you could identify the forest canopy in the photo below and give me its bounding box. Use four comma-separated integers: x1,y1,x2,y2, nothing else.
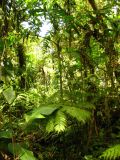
0,0,120,159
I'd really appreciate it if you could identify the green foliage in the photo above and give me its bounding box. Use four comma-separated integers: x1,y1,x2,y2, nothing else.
46,116,55,133
84,155,97,160
100,144,120,160
35,104,59,116
0,130,12,139
0,38,4,53
46,110,67,133
24,104,59,124
63,106,91,123
8,143,37,160
54,110,66,133
3,87,16,104
24,111,45,123
0,0,120,159
24,103,92,133
45,103,92,133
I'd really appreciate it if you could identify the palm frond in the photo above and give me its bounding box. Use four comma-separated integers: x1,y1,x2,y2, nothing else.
46,116,55,133
46,104,92,133
46,110,67,133
54,110,67,133
63,106,91,123
100,144,120,160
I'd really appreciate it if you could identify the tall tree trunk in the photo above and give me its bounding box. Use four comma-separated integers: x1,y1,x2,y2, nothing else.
57,41,63,101
17,43,26,89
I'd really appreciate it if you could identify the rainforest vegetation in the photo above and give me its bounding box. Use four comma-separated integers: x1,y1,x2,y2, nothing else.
0,0,120,159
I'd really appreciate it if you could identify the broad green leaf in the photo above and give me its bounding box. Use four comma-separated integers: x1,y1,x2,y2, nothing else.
37,104,59,115
8,143,22,155
0,130,12,138
20,148,37,160
24,104,58,124
3,87,16,104
24,112,45,123
8,143,37,160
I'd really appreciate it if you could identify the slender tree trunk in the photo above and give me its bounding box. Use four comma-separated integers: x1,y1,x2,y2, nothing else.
17,43,26,89
57,42,63,101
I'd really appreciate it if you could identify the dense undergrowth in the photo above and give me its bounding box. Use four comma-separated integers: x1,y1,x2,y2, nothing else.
0,0,120,159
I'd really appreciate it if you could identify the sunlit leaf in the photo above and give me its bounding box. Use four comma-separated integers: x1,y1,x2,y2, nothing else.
24,112,45,123
20,148,37,160
8,143,37,160
37,104,59,115
63,106,91,123
24,104,59,124
100,144,120,160
46,117,54,133
0,130,12,139
3,87,16,104
46,110,66,133
54,110,66,133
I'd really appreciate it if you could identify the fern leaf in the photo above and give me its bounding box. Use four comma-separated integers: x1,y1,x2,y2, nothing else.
54,110,66,133
46,110,67,133
46,117,55,133
63,106,91,123
100,144,120,160
45,104,91,133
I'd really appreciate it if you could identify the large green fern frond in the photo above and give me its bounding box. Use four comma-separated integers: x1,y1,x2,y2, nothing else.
46,110,67,133
54,110,67,133
100,144,120,160
62,106,91,123
24,103,92,133
46,116,55,133
46,104,92,133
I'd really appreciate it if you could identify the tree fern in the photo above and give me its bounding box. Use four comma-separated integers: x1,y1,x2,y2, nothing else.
46,104,91,133
100,144,120,160
24,103,92,133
